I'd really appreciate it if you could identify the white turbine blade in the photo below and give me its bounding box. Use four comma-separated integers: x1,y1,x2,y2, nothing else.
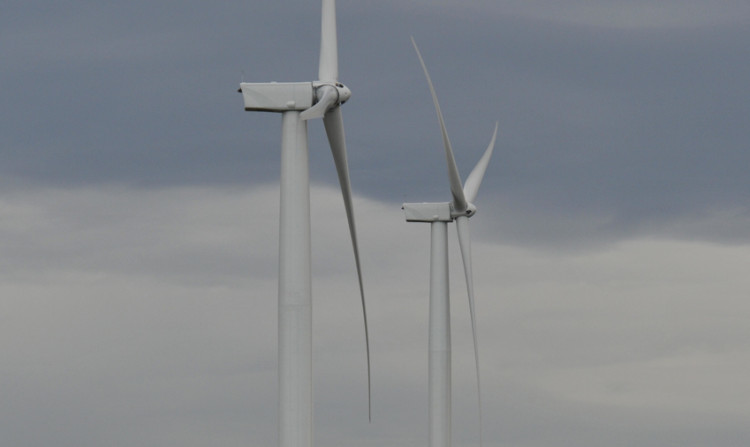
300,85,338,121
455,215,483,446
411,36,467,212
322,106,371,421
319,0,338,81
463,122,499,203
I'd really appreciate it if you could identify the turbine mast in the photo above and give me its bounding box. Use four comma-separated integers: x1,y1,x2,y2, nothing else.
429,220,451,447
403,202,455,447
277,111,313,447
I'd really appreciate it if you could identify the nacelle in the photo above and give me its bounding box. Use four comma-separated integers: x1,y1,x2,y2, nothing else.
402,202,453,222
239,82,314,112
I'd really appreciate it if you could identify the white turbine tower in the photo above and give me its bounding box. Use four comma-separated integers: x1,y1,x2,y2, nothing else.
402,38,498,447
238,1,370,446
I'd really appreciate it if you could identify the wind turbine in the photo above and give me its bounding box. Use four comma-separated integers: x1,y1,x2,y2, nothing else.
402,38,498,447
238,1,370,446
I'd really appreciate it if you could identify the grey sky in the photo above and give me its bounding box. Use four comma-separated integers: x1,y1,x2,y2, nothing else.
2,1,750,446
4,0,750,247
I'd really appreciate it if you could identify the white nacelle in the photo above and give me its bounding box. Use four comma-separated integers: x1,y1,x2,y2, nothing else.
240,82,314,112
402,202,453,222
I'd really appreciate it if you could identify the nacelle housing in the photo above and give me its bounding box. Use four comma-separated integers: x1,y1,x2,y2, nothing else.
240,82,314,112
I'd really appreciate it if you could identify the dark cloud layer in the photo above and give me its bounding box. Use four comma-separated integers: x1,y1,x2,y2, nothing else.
3,1,748,248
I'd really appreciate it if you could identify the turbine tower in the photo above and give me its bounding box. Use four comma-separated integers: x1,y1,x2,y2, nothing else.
402,38,498,447
239,1,370,446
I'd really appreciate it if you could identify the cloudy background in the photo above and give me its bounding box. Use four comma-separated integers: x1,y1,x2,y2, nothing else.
2,1,749,446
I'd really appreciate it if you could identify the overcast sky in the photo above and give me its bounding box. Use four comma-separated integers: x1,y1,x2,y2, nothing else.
2,1,750,446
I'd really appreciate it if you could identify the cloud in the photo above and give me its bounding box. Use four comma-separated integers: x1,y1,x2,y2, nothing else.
2,184,749,446
514,0,750,29
0,185,276,284
3,0,749,251
381,0,750,29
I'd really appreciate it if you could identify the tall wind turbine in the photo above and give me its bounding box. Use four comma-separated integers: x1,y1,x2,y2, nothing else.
402,38,498,447
238,1,370,446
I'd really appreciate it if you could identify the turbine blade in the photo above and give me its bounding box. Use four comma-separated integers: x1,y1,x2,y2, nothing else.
411,36,467,212
300,85,338,121
319,0,338,81
455,216,483,446
463,122,499,203
322,106,371,421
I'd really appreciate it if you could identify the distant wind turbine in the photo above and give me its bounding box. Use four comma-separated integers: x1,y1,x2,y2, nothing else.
402,37,498,447
238,1,370,446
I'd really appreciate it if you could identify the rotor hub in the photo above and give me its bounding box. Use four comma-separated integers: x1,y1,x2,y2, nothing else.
450,202,477,219
313,81,351,105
